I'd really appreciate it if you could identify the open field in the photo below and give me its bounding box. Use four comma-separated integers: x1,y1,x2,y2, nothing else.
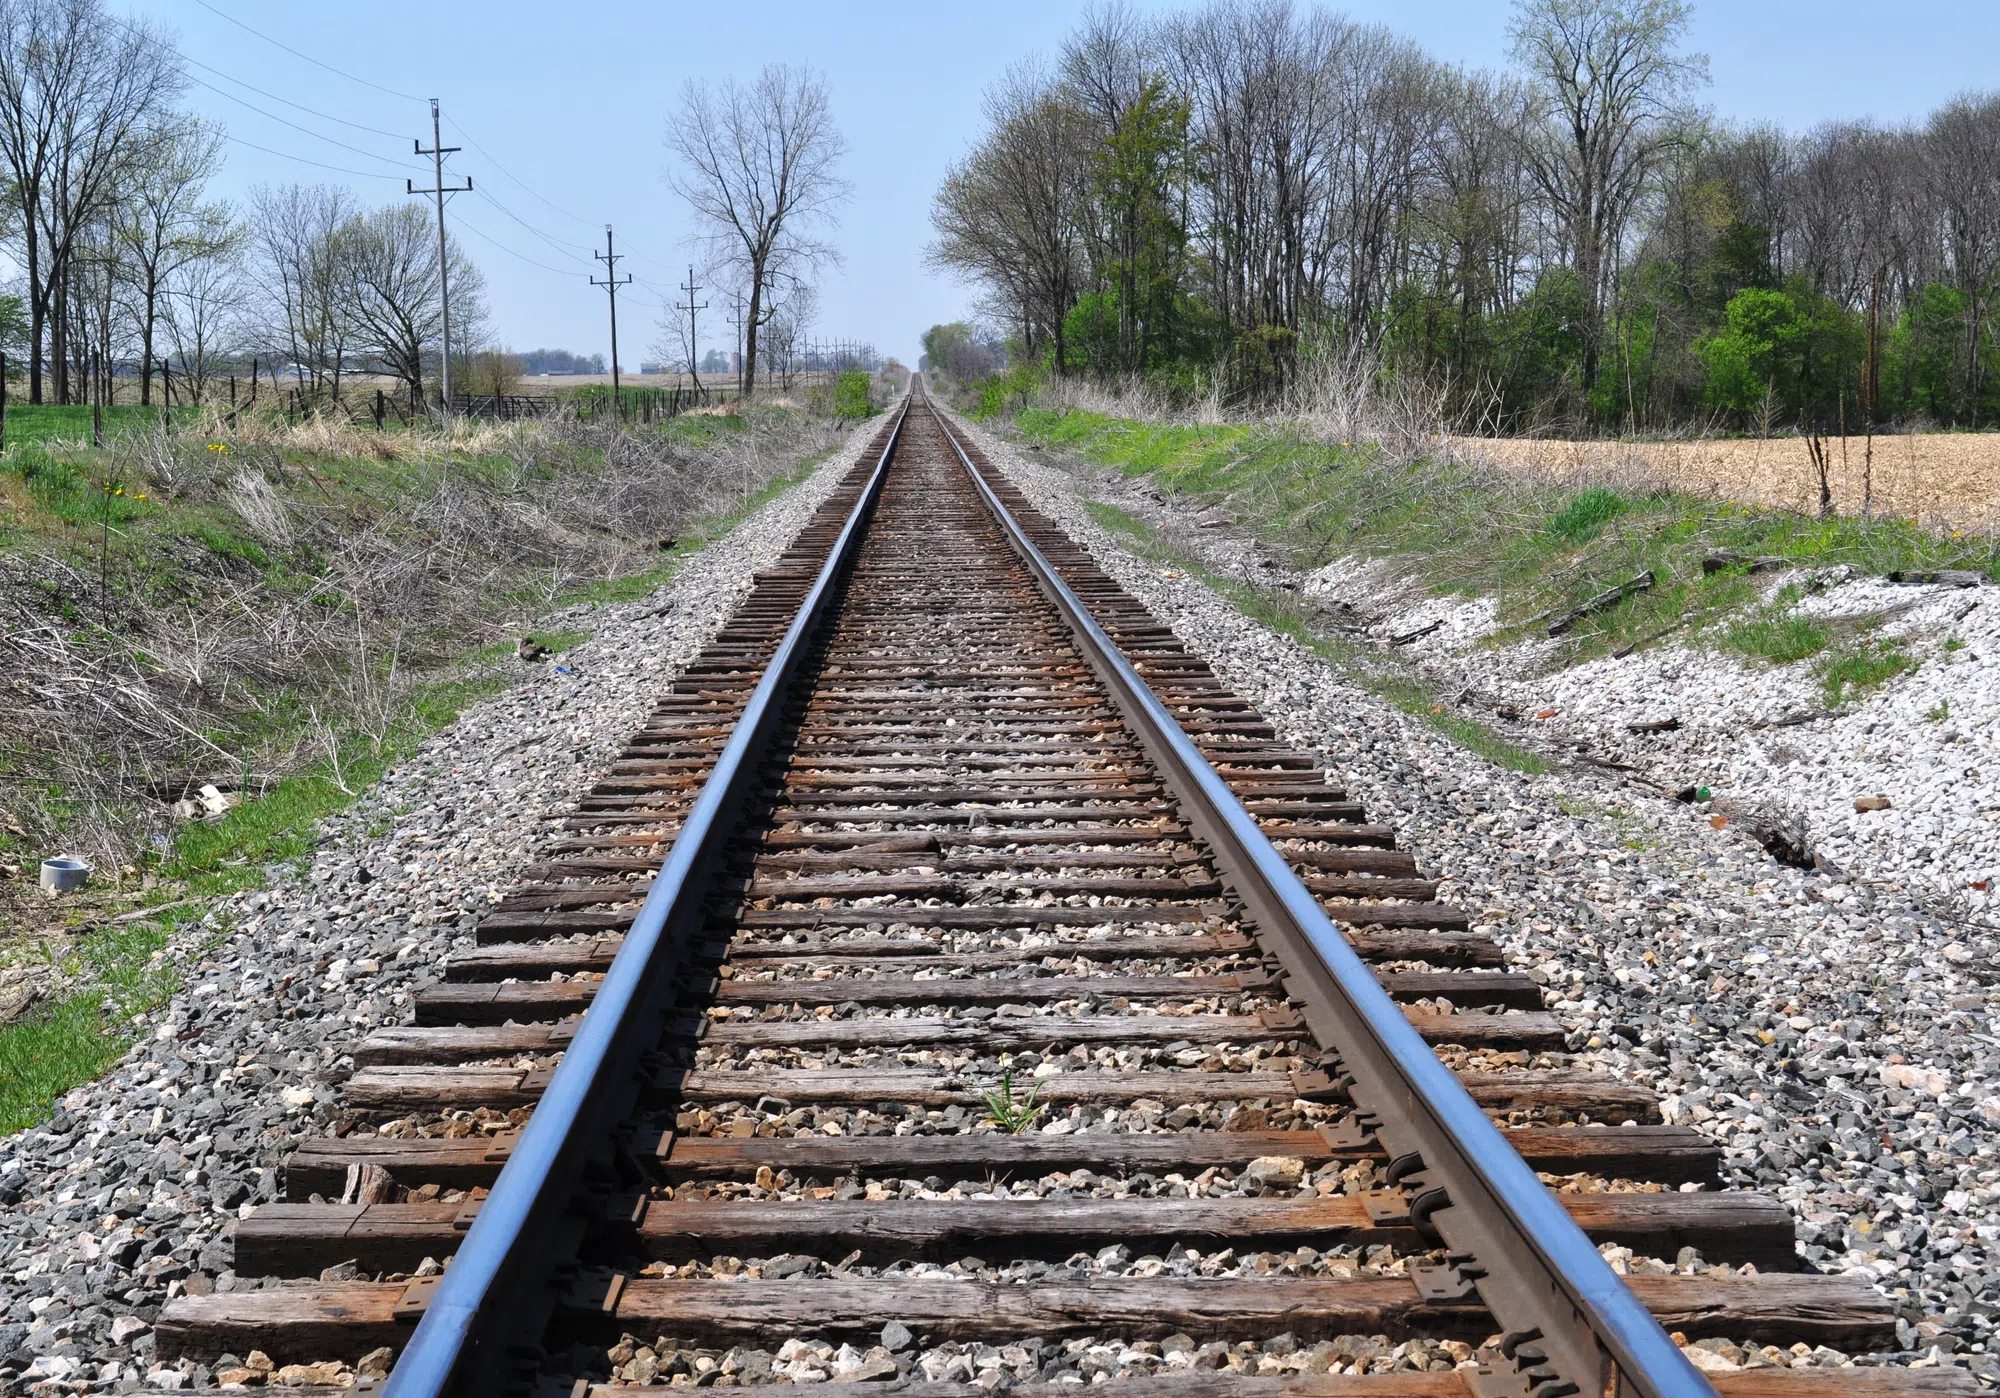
1465,431,2000,533
0,403,197,443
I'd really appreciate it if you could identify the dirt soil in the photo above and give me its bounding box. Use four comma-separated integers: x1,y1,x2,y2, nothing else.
1466,432,2000,531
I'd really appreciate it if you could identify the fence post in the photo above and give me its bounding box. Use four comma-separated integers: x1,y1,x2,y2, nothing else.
1,349,8,455
160,359,172,432
375,388,385,430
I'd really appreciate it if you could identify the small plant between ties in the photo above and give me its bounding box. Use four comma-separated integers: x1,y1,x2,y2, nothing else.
983,1068,1047,1134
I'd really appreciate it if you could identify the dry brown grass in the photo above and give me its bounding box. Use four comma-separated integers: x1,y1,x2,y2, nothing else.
1461,431,2000,533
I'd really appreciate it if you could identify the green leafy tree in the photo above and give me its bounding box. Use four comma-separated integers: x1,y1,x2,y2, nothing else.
1087,75,1192,376
1697,287,1804,418
0,293,24,354
1492,267,1589,422
1885,283,1969,423
1061,290,1121,377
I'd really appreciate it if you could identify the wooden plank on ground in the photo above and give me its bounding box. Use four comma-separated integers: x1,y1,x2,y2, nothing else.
153,1272,1893,1363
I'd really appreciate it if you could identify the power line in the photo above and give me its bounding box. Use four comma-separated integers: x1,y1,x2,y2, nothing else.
443,114,600,232
441,110,683,274
188,74,421,170
450,211,579,277
182,56,410,139
188,0,425,103
470,186,593,262
220,132,408,181
101,9,413,140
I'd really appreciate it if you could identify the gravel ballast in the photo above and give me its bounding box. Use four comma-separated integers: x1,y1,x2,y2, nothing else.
7,399,1992,1391
0,423,881,1394
945,407,1998,1381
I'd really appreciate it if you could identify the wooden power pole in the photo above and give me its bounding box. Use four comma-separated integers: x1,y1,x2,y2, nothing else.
591,225,632,419
677,266,708,402
410,100,471,412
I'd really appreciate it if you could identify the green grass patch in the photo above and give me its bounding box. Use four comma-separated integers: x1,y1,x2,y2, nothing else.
1819,637,1914,707
1010,404,2000,664
9,442,155,526
1546,487,1625,543
0,663,512,1131
1082,499,1546,774
182,519,272,568
1723,615,1833,664
1,402,194,445
0,904,195,1134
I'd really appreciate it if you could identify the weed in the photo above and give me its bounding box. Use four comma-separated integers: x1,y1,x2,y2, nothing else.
1819,638,1915,707
1082,499,1546,773
1723,615,1833,664
183,520,272,568
983,1068,1048,1134
1927,698,1951,723
1546,488,1626,543
1945,635,1967,652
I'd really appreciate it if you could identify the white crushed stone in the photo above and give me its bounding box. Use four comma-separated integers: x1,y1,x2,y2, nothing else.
947,404,1998,1374
0,419,881,1393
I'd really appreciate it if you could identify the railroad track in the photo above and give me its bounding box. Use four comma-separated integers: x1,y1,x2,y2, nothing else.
153,392,1969,1398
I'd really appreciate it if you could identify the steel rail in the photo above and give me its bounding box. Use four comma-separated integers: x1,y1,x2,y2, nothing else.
381,398,912,1398
929,396,1715,1398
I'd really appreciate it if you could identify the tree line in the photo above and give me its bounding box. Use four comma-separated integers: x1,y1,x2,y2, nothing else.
931,0,2000,433
0,0,490,412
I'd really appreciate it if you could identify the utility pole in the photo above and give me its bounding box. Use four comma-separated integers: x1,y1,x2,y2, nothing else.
728,290,745,399
591,225,632,420
409,99,471,412
677,266,708,402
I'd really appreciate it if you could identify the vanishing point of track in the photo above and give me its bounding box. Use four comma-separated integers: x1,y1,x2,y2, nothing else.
156,393,1966,1398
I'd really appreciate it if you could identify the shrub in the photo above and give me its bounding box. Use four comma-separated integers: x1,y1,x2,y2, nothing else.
833,371,873,419
1546,487,1626,543
974,364,1041,419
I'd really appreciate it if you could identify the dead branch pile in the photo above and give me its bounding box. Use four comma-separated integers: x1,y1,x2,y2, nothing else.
0,409,843,878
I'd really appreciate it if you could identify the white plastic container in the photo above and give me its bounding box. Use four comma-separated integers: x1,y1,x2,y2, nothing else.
39,856,91,893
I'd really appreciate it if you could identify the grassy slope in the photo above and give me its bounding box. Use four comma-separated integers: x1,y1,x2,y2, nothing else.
1008,405,1983,709
1077,496,1546,775
0,418,833,1133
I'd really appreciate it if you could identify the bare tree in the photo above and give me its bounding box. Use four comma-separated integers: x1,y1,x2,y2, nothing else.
117,117,234,404
930,63,1090,370
758,281,817,389
0,0,182,403
666,64,848,400
160,244,242,404
1508,0,1707,390
247,183,355,402
339,201,485,404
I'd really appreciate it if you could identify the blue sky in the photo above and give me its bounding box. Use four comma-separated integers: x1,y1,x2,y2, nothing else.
128,0,2000,366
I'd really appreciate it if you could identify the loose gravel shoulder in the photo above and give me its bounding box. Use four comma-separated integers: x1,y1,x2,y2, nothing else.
947,407,1999,1382
0,423,879,1394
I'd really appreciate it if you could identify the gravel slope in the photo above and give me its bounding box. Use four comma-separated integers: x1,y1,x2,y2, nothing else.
946,407,1997,1382
0,422,878,1394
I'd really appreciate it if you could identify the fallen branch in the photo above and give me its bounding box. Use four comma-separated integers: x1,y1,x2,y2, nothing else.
1547,570,1655,637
